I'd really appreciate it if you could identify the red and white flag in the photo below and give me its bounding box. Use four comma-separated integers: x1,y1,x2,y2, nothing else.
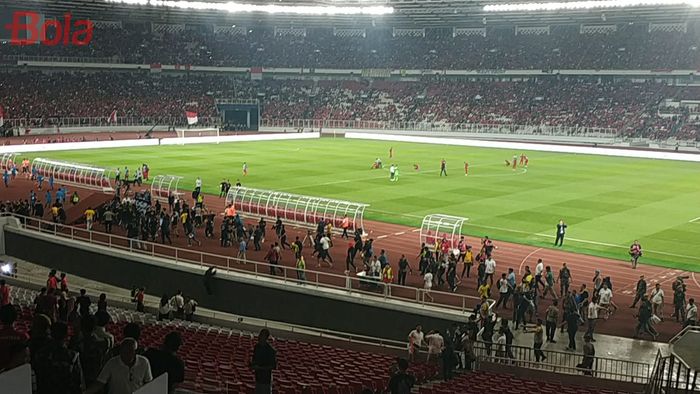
108,110,117,124
0,105,5,127
185,111,198,125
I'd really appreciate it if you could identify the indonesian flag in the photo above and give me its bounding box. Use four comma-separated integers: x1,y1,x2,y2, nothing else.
108,110,117,124
186,111,198,125
0,105,4,127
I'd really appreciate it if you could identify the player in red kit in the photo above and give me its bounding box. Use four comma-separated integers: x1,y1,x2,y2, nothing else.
519,153,526,165
464,161,469,176
524,155,529,168
512,155,518,170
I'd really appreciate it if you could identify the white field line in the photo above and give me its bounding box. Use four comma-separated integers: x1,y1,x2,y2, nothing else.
534,233,621,248
518,248,543,275
689,216,700,223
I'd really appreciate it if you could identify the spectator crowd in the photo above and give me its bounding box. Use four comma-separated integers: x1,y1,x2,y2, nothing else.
3,24,700,70
1,71,698,140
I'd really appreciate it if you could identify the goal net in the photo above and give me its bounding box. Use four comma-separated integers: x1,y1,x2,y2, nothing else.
174,127,220,143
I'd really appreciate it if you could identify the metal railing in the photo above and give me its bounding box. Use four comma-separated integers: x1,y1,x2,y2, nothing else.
2,213,488,315
2,54,121,64
473,342,651,384
260,118,620,137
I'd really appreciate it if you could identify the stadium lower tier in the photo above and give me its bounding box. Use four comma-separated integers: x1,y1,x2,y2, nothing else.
0,71,698,140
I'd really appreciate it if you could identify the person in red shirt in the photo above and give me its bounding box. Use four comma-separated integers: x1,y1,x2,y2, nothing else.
0,280,10,306
0,304,29,372
46,270,58,291
59,272,68,293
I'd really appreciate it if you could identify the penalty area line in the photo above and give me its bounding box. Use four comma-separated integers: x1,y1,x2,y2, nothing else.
689,216,700,223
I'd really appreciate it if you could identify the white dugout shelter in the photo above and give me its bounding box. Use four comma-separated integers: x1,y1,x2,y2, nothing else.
420,214,468,249
31,158,114,193
225,186,368,232
1,153,17,170
150,175,184,201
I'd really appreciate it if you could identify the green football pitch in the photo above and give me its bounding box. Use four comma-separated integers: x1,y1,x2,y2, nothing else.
28,138,700,271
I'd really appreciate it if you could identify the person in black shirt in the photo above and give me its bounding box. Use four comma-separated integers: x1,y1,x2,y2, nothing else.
76,289,91,317
555,219,567,246
251,329,276,393
145,332,185,394
388,358,415,393
397,255,411,286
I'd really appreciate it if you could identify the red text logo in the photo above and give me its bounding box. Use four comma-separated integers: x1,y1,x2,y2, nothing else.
4,11,93,46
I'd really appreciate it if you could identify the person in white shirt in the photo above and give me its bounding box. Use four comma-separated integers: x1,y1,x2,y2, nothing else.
423,271,434,301
86,338,153,394
424,330,444,363
484,257,496,287
494,273,510,309
585,297,605,342
650,283,665,319
195,177,202,191
407,325,425,362
686,298,697,327
170,290,185,319
597,284,614,319
370,256,382,278
534,259,545,290
317,235,333,268
389,164,396,181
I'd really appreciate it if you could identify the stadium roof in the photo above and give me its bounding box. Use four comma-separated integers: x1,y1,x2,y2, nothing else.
5,0,700,28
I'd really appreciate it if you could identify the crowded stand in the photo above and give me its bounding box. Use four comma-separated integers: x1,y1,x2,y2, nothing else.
1,71,698,139
3,24,700,70
0,283,442,393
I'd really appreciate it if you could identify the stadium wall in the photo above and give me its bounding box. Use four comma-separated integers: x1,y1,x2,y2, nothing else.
344,132,700,162
2,223,464,341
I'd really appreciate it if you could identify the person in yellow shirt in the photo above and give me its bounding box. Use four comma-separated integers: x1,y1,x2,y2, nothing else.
382,264,394,284
84,207,96,231
478,282,491,299
51,205,59,223
462,245,474,279
296,255,306,284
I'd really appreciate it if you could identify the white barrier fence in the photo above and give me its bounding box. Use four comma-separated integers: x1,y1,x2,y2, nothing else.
344,132,700,162
0,132,321,154
2,131,698,162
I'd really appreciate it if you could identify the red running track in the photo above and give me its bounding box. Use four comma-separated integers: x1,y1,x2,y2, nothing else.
3,178,699,341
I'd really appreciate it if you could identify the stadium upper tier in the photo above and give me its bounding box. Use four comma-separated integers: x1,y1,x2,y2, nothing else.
2,23,700,70
1,71,698,140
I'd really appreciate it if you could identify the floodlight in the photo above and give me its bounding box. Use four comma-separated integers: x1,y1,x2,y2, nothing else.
105,0,394,15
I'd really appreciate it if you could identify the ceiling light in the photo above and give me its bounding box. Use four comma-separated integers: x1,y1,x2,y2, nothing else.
483,0,700,12
106,0,394,15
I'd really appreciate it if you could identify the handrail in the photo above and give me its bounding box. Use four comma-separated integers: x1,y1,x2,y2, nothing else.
668,324,700,345
2,213,490,315
472,342,651,383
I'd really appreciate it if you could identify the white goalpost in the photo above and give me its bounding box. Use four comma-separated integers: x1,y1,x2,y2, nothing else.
174,127,220,144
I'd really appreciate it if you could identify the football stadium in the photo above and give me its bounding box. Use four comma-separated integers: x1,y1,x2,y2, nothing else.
1,0,700,393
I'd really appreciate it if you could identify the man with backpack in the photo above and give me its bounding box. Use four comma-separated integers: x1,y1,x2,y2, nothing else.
387,358,415,394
